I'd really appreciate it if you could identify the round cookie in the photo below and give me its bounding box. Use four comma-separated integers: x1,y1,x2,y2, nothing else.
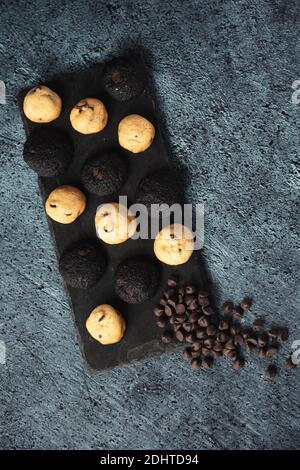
81,150,127,196
23,85,62,123
59,240,106,289
103,57,146,101
135,168,182,214
86,304,126,345
45,185,86,224
95,202,137,245
70,98,108,134
115,256,160,304
118,114,155,153
154,224,195,266
23,127,73,177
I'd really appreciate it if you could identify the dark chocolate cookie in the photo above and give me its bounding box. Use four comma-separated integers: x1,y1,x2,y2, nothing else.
81,150,127,196
59,240,106,289
23,127,73,177
115,256,160,304
103,57,146,102
135,168,182,215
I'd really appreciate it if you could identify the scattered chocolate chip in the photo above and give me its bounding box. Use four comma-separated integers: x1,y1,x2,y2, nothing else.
182,347,192,361
182,322,193,332
206,324,217,336
175,314,187,324
164,305,174,317
196,327,207,339
233,306,243,318
160,298,167,306
185,285,196,294
153,306,164,317
204,337,215,349
224,349,238,361
198,290,209,298
176,304,186,315
230,324,241,336
234,334,244,347
202,306,215,316
268,328,289,343
224,339,235,350
167,276,177,287
167,298,177,308
265,345,279,358
198,315,209,328
222,300,234,314
258,347,267,358
245,341,256,353
213,341,223,352
192,340,203,351
198,296,210,308
202,356,214,369
186,333,196,344
188,299,199,310
278,328,289,342
252,319,264,332
284,357,297,369
189,311,200,323
178,287,185,296
257,333,268,347
164,288,176,299
191,357,201,370
161,330,173,343
266,364,277,379
156,316,168,328
233,357,245,369
218,319,230,331
240,297,252,311
184,294,195,306
191,349,200,358
211,350,222,360
202,347,211,356
216,331,230,343
175,328,186,342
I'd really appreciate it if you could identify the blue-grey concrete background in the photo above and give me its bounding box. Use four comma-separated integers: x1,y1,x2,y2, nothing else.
0,0,299,450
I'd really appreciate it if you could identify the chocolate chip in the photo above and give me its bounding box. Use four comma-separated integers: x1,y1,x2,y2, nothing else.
268,328,289,342
160,298,167,306
173,324,182,332
216,331,229,343
230,324,241,336
164,288,176,299
189,311,200,323
213,341,223,352
156,315,168,328
258,347,267,358
192,340,203,351
266,364,277,379
161,330,173,343
224,349,238,361
186,333,196,344
202,347,211,356
252,319,264,332
182,347,192,361
234,334,244,347
153,306,164,317
222,300,234,314
175,328,186,342
176,304,186,315
198,296,210,308
233,357,245,370
224,339,235,350
178,287,185,296
198,315,209,328
265,345,278,358
183,322,193,332
258,333,268,347
191,357,201,370
198,290,209,298
196,327,207,339
218,319,230,331
240,297,252,311
202,356,214,369
211,350,222,360
202,306,215,316
245,341,256,353
206,324,217,336
167,276,178,287
188,299,199,310
175,314,187,324
167,298,177,308
184,294,196,306
233,306,243,318
284,357,297,369
204,337,215,349
164,305,174,317
185,285,196,294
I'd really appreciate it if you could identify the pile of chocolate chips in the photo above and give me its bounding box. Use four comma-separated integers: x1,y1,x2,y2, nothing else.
153,276,297,379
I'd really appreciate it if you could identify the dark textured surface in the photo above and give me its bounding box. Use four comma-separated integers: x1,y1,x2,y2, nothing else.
0,0,299,450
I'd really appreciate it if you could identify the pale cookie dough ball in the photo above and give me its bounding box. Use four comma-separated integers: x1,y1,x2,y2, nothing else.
95,202,137,245
45,185,86,224
154,224,195,266
70,98,108,134
118,114,155,153
23,85,62,123
86,304,126,345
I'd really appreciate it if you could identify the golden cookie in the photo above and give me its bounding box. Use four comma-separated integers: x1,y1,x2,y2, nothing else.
86,304,126,345
118,114,155,153
45,185,86,224
23,85,62,123
95,202,137,245
70,98,108,134
154,224,194,265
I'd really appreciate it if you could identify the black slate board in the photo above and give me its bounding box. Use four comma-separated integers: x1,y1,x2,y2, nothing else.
18,54,207,372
